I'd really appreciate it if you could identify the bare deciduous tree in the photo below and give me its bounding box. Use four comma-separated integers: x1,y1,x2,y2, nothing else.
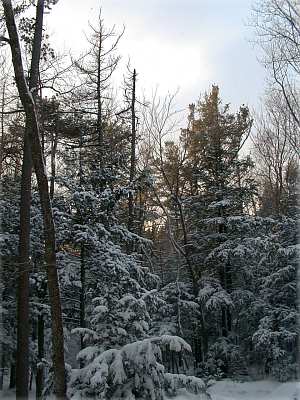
142,90,197,290
251,0,300,128
252,89,299,215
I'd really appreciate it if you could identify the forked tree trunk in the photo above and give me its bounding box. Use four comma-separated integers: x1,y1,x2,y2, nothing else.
16,0,44,397
3,1,67,397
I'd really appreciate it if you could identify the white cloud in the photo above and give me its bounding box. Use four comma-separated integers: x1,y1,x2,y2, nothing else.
119,35,212,93
46,0,266,113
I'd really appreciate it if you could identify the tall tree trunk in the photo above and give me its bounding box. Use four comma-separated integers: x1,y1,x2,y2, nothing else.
0,80,6,177
36,314,44,400
128,68,136,233
78,129,86,363
3,1,67,397
29,368,33,391
0,352,4,390
138,189,145,236
97,36,103,168
15,0,45,397
39,77,45,158
16,131,32,399
50,130,58,200
80,244,85,365
9,362,16,389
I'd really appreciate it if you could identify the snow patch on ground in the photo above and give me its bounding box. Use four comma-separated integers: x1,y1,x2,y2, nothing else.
166,388,210,400
168,380,300,400
207,380,300,400
1,380,299,400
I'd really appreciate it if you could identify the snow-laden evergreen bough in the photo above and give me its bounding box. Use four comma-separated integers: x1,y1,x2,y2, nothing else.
196,216,299,380
66,226,209,399
69,335,209,399
45,165,209,399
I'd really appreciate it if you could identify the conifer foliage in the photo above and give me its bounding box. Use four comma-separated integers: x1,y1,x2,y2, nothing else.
0,2,298,399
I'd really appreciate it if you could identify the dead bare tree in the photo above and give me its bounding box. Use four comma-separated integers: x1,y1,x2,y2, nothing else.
74,10,124,167
118,65,138,233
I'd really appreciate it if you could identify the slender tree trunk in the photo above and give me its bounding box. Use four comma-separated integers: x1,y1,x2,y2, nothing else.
0,81,6,177
16,131,32,399
80,244,85,365
128,68,136,233
50,131,58,200
97,37,103,168
36,314,44,400
0,352,4,390
9,362,16,389
3,1,67,397
78,127,86,366
138,189,145,236
39,78,45,158
29,368,33,391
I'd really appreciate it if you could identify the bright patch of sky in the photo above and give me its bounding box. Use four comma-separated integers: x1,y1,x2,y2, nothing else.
46,0,267,117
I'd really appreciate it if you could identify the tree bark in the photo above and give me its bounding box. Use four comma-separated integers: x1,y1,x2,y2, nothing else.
96,32,103,168
80,244,85,364
0,352,4,390
78,130,86,365
16,131,32,399
9,362,16,389
128,68,136,233
16,0,45,397
36,314,44,400
3,1,67,397
0,80,6,177
50,130,58,200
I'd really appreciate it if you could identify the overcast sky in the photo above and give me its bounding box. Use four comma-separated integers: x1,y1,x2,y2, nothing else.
46,0,267,115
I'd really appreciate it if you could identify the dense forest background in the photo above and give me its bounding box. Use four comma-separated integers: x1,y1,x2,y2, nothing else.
0,0,299,399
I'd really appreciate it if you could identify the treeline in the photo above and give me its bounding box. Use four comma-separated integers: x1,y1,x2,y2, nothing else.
0,1,299,400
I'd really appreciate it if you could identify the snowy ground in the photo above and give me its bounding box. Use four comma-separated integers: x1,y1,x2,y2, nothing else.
1,380,299,399
172,380,300,400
